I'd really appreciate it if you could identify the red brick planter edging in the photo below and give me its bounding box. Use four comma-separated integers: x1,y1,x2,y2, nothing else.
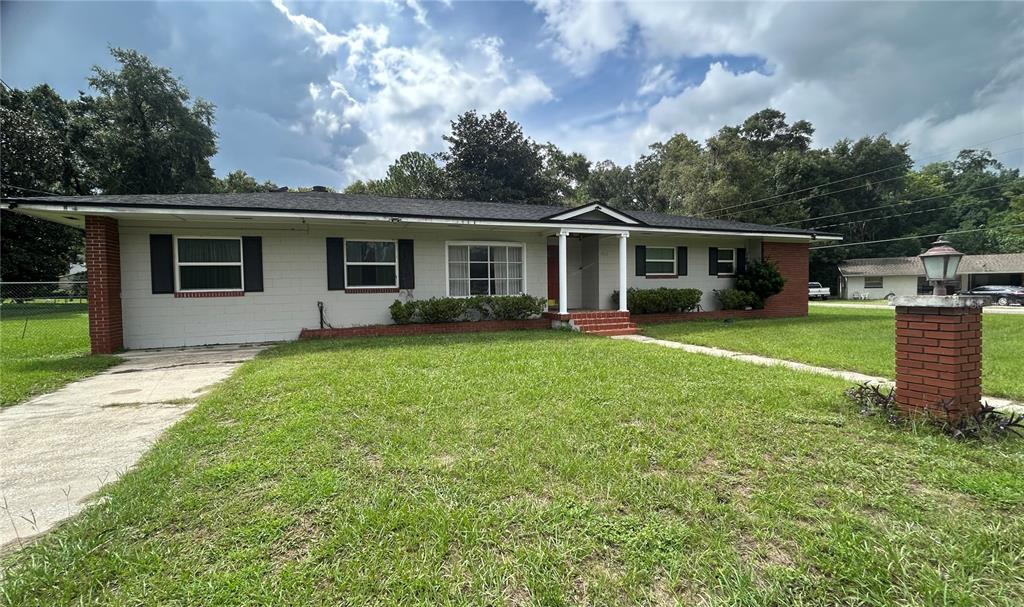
299,319,550,339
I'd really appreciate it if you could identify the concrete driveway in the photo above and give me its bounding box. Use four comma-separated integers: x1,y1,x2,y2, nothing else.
0,343,265,552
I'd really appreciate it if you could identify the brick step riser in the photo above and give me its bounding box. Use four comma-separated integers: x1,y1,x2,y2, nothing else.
572,323,638,331
586,328,641,336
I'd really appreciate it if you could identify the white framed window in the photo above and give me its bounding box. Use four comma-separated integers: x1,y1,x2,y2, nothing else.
446,242,525,297
174,236,243,292
345,240,398,288
717,248,736,276
864,276,884,289
645,247,676,276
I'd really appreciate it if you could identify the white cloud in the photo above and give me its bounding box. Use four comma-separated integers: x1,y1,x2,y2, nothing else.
531,0,629,75
274,2,553,181
637,64,677,97
532,1,1024,168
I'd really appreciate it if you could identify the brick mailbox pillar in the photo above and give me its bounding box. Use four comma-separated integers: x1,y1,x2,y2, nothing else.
893,295,988,419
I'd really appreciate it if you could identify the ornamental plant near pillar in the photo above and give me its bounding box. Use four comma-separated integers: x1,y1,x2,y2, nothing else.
734,259,786,307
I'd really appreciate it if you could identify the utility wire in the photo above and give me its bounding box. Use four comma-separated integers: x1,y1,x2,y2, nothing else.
709,132,1024,216
775,183,1006,226
809,201,966,231
719,143,1024,219
810,224,1024,250
0,183,62,196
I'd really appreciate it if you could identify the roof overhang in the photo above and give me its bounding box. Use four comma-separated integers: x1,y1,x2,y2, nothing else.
4,200,841,242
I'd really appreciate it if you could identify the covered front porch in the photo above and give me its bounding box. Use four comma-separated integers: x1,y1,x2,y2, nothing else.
547,227,630,315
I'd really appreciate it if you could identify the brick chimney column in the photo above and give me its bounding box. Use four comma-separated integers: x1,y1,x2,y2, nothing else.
85,216,123,354
894,296,987,419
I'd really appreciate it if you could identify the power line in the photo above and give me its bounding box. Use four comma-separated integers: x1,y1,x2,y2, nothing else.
809,201,965,231
774,183,1006,226
709,132,1024,216
809,223,1024,250
720,144,1024,219
0,182,61,196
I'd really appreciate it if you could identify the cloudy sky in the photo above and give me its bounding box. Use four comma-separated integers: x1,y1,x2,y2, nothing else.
3,1,1022,188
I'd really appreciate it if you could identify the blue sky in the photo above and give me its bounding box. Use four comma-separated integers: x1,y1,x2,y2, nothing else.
3,1,1022,188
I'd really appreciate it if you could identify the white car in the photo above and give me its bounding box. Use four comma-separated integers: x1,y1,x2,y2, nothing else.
808,282,830,300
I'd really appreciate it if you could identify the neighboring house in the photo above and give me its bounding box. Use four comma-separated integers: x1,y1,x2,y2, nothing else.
57,263,87,292
838,253,1024,299
5,193,839,352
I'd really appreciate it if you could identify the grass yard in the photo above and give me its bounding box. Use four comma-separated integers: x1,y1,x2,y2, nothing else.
0,303,119,406
645,306,1024,401
3,331,1022,606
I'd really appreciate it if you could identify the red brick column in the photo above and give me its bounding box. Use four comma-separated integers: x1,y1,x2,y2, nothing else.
895,304,982,419
85,216,123,354
761,241,809,318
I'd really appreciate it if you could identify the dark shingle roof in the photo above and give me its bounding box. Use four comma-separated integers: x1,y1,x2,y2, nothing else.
839,253,1024,276
5,192,830,237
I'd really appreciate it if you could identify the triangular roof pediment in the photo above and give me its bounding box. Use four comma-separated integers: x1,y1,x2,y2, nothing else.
542,203,643,225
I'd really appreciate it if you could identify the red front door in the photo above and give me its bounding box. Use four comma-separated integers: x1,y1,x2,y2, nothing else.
547,245,559,303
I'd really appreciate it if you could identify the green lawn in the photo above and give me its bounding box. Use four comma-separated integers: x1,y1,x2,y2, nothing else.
644,307,1024,401
0,303,120,406
810,299,889,305
3,331,1022,606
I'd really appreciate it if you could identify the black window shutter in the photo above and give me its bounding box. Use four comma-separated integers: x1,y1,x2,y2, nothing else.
326,237,345,290
708,247,719,276
398,239,415,289
635,245,646,276
737,248,747,274
150,234,174,294
242,236,263,292
677,246,688,276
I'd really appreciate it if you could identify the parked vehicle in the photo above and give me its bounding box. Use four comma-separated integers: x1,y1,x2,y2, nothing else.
808,282,830,300
962,285,1024,306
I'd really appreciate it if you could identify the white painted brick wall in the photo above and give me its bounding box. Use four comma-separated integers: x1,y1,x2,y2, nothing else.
118,222,548,349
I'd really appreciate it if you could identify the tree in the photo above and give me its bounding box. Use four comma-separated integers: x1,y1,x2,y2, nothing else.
1,86,86,281
213,170,278,193
79,47,217,195
344,152,447,198
439,110,555,204
540,143,590,205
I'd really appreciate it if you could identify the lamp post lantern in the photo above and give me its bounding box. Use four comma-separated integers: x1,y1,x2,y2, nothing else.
918,238,963,296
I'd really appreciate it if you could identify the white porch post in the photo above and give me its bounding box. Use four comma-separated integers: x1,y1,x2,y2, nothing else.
558,230,569,315
618,232,629,312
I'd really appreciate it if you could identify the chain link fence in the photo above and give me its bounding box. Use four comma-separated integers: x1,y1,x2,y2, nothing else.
0,281,90,346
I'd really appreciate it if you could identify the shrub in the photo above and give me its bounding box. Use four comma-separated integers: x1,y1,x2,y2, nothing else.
487,294,547,320
735,259,785,303
416,297,467,323
389,295,546,324
389,299,418,324
610,288,703,314
716,288,761,310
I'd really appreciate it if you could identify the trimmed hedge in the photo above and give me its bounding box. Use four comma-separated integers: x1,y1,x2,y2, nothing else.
610,287,703,314
716,288,762,310
390,294,547,324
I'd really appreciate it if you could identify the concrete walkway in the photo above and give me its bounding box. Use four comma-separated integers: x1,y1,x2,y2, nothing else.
810,301,1024,314
0,344,265,552
613,334,1024,413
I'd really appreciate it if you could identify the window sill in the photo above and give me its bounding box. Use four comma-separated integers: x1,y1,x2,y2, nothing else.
645,274,679,279
174,291,245,298
344,287,400,294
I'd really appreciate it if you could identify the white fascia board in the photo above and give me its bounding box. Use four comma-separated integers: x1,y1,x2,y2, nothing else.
546,203,639,225
7,203,833,242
